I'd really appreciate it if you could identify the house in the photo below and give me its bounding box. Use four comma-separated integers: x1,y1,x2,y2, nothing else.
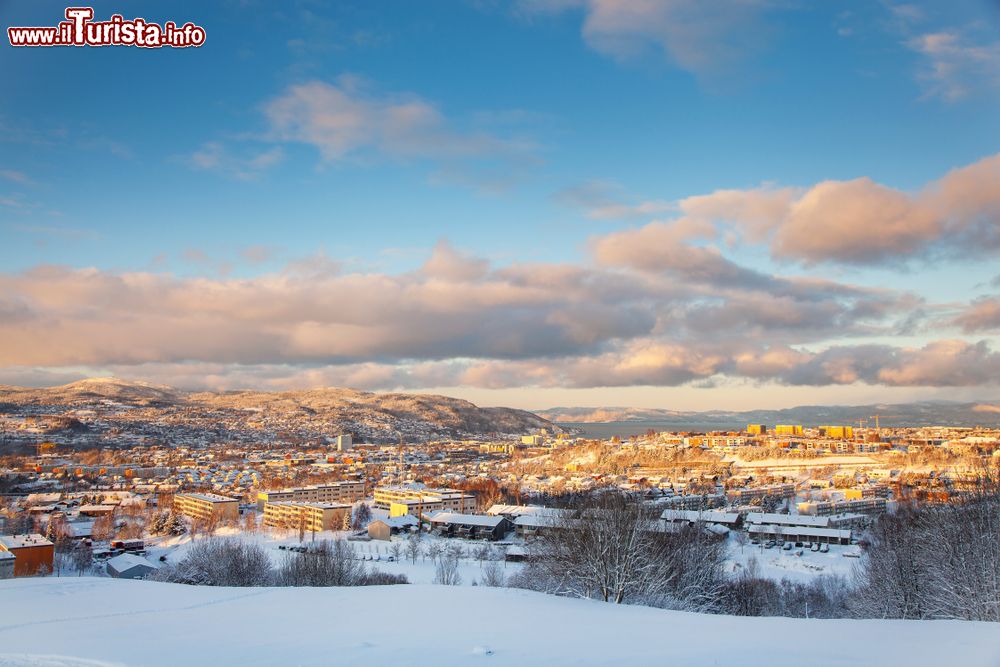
747,524,852,545
0,534,54,576
428,512,510,541
513,509,574,539
367,515,419,541
661,509,740,531
106,553,159,580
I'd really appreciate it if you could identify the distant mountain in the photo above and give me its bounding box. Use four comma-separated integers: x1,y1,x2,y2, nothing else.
0,378,558,444
537,401,1000,428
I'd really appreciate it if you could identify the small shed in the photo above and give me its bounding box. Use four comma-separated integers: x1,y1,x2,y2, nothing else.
368,515,419,541
106,553,159,580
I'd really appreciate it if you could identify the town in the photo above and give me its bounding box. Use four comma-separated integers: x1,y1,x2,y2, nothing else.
3,408,998,584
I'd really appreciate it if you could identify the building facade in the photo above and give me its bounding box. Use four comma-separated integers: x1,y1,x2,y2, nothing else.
0,534,54,576
373,485,476,513
262,501,351,532
257,481,364,510
173,493,239,523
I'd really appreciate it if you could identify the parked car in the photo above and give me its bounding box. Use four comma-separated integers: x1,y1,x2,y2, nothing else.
782,542,793,551
820,544,829,553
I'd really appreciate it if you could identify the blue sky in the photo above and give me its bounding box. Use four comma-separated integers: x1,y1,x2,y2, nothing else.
2,0,1000,410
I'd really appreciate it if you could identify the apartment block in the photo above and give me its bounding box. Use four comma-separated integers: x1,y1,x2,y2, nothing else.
373,485,476,513
173,493,239,523
726,483,796,504
262,501,351,532
257,481,365,510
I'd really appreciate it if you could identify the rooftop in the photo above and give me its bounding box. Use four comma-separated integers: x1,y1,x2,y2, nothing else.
0,533,53,549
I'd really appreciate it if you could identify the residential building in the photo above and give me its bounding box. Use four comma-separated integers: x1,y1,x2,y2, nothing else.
726,484,796,504
428,512,510,540
0,534,54,576
256,481,364,510
373,485,476,513
262,501,351,532
173,493,239,523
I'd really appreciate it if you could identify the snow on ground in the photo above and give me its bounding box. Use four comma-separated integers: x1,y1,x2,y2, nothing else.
144,527,519,586
726,537,860,583
0,578,997,667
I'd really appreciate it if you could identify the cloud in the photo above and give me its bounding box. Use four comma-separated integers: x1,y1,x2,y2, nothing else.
0,170,33,186
189,142,284,180
589,152,1000,267
772,177,941,264
907,30,1000,101
422,240,490,282
2,231,983,393
517,0,775,80
556,180,673,219
952,297,1000,333
263,77,536,164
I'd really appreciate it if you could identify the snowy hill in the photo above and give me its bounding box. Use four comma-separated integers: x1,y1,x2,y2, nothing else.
0,578,997,667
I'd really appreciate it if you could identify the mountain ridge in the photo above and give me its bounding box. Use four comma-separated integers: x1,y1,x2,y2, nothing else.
537,400,1000,427
0,378,559,444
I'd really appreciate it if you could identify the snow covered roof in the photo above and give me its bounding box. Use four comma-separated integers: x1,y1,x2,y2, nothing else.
0,533,53,549
107,553,159,574
745,512,830,528
371,515,418,528
661,509,739,525
486,504,550,517
177,492,237,503
428,512,505,528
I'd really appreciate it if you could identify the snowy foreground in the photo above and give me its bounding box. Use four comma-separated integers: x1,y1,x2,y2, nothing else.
1,579,998,667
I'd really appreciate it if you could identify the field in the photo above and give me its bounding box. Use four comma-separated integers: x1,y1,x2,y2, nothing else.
1,578,998,667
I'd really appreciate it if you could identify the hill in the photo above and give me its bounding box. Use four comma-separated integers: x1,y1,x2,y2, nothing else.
0,578,996,666
0,378,557,445
538,400,1000,428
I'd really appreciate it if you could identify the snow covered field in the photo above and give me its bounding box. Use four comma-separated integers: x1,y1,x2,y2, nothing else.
0,578,997,667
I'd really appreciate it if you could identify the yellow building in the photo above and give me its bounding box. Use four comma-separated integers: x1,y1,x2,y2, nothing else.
388,499,445,518
173,493,239,523
373,485,476,513
262,501,351,532
819,425,854,439
256,481,364,510
775,424,803,436
746,424,767,435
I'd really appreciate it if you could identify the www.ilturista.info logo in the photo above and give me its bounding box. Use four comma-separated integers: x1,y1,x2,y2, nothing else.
8,7,206,48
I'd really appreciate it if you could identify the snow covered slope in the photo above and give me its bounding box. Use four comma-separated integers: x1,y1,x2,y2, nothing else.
0,578,997,667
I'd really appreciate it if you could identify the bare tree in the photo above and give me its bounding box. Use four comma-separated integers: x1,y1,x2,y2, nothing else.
405,535,421,564
481,560,505,587
277,539,364,586
433,551,462,586
156,537,273,586
511,493,726,610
